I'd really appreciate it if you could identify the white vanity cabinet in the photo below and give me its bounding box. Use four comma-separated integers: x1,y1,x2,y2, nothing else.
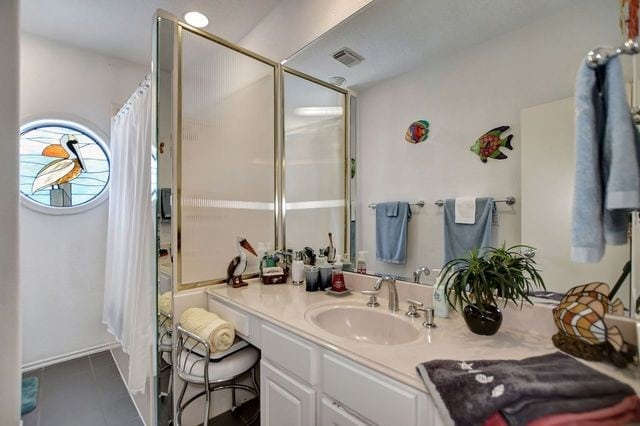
207,294,443,426
320,398,368,426
261,359,316,426
257,322,441,426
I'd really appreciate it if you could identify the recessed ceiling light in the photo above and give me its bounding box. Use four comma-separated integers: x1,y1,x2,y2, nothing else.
184,11,209,28
329,76,346,87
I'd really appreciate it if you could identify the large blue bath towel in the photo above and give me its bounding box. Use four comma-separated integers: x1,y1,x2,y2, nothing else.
376,202,411,264
572,57,640,262
444,198,494,264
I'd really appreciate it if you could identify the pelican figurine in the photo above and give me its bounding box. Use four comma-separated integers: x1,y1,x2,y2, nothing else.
32,134,87,193
226,237,258,288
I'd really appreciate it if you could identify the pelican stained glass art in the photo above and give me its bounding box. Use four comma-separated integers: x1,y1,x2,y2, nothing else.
20,121,110,208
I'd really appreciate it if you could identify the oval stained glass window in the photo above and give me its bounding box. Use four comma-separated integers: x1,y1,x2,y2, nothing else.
19,120,110,212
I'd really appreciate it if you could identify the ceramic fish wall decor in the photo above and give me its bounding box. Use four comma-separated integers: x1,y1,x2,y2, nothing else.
405,120,430,144
470,125,513,162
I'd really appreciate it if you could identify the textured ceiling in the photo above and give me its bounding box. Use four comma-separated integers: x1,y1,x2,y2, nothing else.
20,0,282,65
286,0,586,90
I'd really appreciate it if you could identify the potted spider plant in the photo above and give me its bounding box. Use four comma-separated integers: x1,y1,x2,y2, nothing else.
440,244,545,336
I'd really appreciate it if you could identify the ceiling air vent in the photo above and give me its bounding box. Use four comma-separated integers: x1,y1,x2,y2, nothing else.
331,47,364,67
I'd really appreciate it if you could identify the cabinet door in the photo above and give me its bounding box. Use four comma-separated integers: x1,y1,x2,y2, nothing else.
321,398,368,426
261,359,316,426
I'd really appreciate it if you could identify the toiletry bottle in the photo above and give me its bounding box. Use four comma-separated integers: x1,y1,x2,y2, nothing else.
331,255,346,292
356,251,368,274
291,251,305,286
432,269,449,318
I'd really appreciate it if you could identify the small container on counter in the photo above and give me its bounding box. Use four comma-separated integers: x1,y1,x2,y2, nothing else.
319,264,333,290
356,251,368,274
331,255,346,292
291,251,305,286
431,268,449,318
305,266,319,292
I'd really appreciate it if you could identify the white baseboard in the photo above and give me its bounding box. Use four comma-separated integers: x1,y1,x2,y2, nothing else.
21,341,118,372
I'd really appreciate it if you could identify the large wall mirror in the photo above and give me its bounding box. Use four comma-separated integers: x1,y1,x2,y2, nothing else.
283,69,349,257
285,0,639,317
179,27,277,288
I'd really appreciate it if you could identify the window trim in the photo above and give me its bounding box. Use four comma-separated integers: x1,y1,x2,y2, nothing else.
19,118,111,215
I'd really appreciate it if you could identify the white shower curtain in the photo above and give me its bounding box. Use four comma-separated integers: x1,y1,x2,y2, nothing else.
103,82,153,394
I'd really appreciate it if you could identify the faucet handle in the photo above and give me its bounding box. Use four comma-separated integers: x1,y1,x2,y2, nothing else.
406,299,424,317
361,290,380,307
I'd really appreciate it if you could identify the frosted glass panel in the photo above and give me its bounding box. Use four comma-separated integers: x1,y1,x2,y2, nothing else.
284,72,347,255
181,29,275,284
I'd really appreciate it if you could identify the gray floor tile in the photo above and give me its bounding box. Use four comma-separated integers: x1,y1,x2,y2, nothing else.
89,350,115,370
123,416,144,426
42,356,91,382
40,371,102,423
32,355,141,426
102,395,139,426
93,362,121,382
23,368,43,380
21,408,39,426
40,407,106,426
96,372,129,406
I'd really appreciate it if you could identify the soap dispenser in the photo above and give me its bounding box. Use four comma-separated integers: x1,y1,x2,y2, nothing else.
431,269,449,318
331,255,346,292
291,251,305,286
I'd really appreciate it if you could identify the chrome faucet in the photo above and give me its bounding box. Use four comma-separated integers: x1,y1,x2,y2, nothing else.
374,276,399,312
413,266,430,283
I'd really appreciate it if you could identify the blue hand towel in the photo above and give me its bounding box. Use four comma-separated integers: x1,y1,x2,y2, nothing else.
376,202,411,264
571,57,640,263
443,197,494,264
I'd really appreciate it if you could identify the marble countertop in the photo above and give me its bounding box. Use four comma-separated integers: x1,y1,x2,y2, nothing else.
206,280,640,394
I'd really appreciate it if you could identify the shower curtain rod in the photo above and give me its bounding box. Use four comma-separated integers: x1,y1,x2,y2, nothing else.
114,74,151,119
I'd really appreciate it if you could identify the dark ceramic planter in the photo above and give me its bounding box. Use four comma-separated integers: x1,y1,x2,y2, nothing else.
463,304,502,336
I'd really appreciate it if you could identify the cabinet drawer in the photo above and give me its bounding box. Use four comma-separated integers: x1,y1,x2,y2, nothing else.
323,353,420,426
207,297,250,337
321,398,368,426
261,359,316,426
261,323,318,384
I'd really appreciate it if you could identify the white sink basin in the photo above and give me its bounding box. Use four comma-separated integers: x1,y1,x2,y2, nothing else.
306,305,420,345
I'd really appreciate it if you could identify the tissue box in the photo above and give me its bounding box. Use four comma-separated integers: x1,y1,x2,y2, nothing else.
261,267,288,285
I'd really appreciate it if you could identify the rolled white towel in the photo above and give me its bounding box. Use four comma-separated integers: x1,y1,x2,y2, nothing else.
158,291,172,315
180,307,235,353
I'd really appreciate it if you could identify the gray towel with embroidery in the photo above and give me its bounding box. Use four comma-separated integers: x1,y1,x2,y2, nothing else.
416,352,635,426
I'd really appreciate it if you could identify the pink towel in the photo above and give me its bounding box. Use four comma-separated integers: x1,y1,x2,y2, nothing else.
529,395,640,426
484,396,640,426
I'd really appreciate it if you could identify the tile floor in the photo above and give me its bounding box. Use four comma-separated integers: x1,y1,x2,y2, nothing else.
208,398,260,426
21,351,143,426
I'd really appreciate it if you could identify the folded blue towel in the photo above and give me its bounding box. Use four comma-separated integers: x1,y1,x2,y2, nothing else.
444,197,494,264
376,202,411,264
571,57,640,262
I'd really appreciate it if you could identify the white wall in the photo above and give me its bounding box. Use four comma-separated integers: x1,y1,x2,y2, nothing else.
357,1,622,280
0,1,21,424
240,0,373,61
20,33,148,366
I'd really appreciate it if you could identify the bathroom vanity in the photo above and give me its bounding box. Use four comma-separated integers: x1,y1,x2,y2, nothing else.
205,273,640,426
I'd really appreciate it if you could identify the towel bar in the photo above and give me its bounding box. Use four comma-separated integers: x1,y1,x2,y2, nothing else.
434,196,516,207
368,200,425,209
